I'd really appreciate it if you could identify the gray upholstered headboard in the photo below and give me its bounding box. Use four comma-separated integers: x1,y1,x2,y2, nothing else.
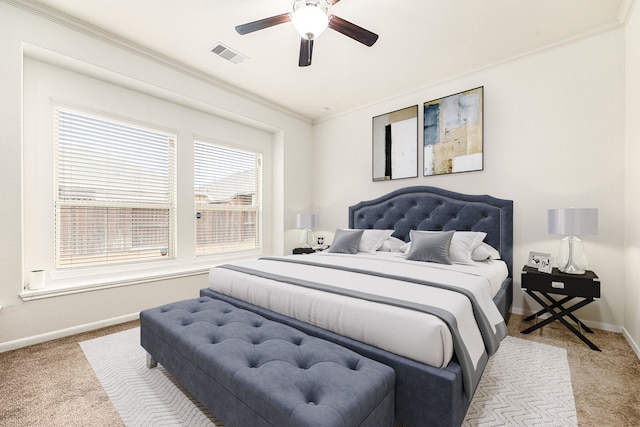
349,186,514,276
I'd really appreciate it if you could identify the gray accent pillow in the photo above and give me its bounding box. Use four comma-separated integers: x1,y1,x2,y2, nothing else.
405,230,454,264
328,229,365,254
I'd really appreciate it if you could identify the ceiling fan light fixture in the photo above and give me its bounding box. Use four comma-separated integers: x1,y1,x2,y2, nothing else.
292,0,329,40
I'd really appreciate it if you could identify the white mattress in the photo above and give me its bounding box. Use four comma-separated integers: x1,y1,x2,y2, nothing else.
208,252,508,369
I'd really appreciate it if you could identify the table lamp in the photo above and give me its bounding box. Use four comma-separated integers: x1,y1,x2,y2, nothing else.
548,208,598,274
296,213,318,248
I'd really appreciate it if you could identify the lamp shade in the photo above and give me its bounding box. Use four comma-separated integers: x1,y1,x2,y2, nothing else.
296,213,318,229
548,208,598,236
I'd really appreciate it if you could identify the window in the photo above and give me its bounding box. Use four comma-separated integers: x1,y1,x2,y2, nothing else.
54,108,177,269
194,141,262,256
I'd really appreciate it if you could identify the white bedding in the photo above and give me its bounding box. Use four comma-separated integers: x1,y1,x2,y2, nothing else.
208,252,508,370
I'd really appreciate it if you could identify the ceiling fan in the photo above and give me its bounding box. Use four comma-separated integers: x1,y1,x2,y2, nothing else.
235,0,379,67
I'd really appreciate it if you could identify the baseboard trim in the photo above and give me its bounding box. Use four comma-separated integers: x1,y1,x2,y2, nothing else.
622,327,640,360
0,312,139,353
511,306,640,359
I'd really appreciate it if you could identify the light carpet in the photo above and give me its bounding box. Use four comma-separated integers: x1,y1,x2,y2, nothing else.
81,328,576,427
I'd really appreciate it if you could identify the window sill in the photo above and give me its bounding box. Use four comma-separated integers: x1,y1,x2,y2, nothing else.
21,252,264,301
20,266,207,301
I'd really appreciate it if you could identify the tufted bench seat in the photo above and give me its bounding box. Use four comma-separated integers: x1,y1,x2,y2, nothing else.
140,297,395,427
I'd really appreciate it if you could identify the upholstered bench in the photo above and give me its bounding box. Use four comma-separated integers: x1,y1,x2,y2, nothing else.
140,297,395,427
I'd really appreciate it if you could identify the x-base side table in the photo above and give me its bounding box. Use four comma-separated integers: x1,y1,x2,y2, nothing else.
520,265,601,351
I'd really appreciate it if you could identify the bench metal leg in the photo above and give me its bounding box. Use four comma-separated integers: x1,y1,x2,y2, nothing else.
146,352,158,369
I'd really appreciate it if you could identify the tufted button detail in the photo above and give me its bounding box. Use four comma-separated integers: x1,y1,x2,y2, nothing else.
347,358,360,370
142,296,396,427
296,356,313,370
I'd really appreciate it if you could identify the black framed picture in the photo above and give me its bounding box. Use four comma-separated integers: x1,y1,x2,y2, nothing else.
423,87,483,176
372,105,418,181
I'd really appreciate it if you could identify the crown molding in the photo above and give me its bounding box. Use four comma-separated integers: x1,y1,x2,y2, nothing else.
618,0,637,26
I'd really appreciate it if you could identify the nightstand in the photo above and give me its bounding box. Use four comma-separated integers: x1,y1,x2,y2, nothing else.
292,247,316,255
520,265,601,351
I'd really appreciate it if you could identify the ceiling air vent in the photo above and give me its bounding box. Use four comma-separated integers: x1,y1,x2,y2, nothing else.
211,43,247,64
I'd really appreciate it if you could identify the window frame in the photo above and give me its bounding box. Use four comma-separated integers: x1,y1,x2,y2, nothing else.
193,139,264,258
22,57,274,299
53,106,178,270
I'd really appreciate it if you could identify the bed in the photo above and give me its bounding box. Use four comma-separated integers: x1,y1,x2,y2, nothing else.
201,186,513,427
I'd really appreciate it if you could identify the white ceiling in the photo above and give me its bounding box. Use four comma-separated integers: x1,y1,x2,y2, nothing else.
29,0,632,121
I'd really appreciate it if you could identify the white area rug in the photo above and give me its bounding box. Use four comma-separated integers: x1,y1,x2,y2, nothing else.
81,328,223,427
81,329,576,427
463,336,577,427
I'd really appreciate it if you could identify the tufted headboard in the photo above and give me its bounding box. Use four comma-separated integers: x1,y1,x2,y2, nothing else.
349,186,513,276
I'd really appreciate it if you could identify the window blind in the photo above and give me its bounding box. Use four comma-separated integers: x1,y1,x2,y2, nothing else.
194,141,262,256
54,108,176,268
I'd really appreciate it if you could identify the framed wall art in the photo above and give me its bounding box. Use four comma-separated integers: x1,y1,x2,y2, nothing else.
423,87,483,176
372,105,418,181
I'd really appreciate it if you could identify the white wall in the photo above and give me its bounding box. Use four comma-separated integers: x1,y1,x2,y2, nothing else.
0,2,313,349
625,2,640,356
1,0,635,352
312,28,627,332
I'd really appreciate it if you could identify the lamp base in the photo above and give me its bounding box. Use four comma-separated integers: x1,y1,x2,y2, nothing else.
300,228,312,248
556,235,588,275
558,264,586,275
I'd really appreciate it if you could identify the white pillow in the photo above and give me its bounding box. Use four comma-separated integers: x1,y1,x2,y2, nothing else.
449,231,487,264
471,242,501,261
378,236,406,252
358,229,394,252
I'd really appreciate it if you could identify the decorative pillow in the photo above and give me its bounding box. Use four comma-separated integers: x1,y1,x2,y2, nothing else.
378,236,406,252
358,229,394,252
471,242,501,261
405,230,454,264
449,231,487,264
399,231,486,264
327,229,365,254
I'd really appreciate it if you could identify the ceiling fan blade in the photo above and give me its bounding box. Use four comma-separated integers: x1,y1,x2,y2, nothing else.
328,15,378,47
298,38,314,67
235,13,291,35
